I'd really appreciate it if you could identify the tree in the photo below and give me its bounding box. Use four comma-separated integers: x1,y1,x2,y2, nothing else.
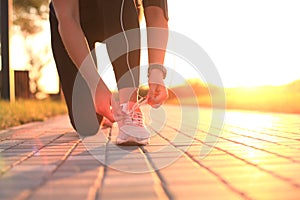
28,45,51,96
13,0,49,35
13,0,52,97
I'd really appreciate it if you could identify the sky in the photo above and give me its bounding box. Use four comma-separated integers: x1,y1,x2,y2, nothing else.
167,0,300,87
3,0,300,92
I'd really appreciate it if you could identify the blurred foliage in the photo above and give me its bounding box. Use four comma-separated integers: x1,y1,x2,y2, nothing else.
224,81,300,114
167,79,300,114
13,0,49,34
12,0,51,98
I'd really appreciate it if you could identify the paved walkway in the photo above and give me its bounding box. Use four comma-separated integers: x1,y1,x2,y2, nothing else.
0,105,300,200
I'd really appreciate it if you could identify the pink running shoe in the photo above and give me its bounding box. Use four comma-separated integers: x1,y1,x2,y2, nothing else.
114,98,150,146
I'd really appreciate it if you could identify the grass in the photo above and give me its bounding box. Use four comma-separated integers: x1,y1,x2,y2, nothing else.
166,81,300,114
225,89,300,114
168,93,300,114
0,99,67,130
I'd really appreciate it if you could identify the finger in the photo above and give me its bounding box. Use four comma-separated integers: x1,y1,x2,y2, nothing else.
151,86,168,104
106,98,117,122
106,110,115,123
147,84,157,104
110,97,118,112
110,98,123,121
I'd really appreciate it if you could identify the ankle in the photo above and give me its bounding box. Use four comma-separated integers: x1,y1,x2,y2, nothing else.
119,87,138,104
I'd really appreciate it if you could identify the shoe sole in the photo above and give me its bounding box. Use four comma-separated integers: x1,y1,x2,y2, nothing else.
116,137,149,146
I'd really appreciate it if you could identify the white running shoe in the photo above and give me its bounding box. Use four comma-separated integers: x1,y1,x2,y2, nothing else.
114,98,150,146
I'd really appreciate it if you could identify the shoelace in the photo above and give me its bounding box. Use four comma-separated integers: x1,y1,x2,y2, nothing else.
123,96,148,127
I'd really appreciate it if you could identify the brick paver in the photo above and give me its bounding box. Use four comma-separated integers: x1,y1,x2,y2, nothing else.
0,105,300,200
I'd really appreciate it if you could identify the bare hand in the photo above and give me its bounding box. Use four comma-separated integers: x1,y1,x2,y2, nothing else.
147,69,168,108
148,83,168,108
94,80,115,122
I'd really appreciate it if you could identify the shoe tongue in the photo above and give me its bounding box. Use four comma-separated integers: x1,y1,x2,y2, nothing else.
120,102,137,113
120,103,129,113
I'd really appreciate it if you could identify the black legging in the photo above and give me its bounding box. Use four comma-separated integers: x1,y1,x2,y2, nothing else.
49,0,168,136
49,0,140,136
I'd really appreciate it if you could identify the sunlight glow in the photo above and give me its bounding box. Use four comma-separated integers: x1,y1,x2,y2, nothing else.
168,0,300,87
225,111,278,130
5,0,300,94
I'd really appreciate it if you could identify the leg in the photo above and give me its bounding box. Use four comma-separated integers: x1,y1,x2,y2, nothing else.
102,0,141,103
100,0,150,145
49,3,102,136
